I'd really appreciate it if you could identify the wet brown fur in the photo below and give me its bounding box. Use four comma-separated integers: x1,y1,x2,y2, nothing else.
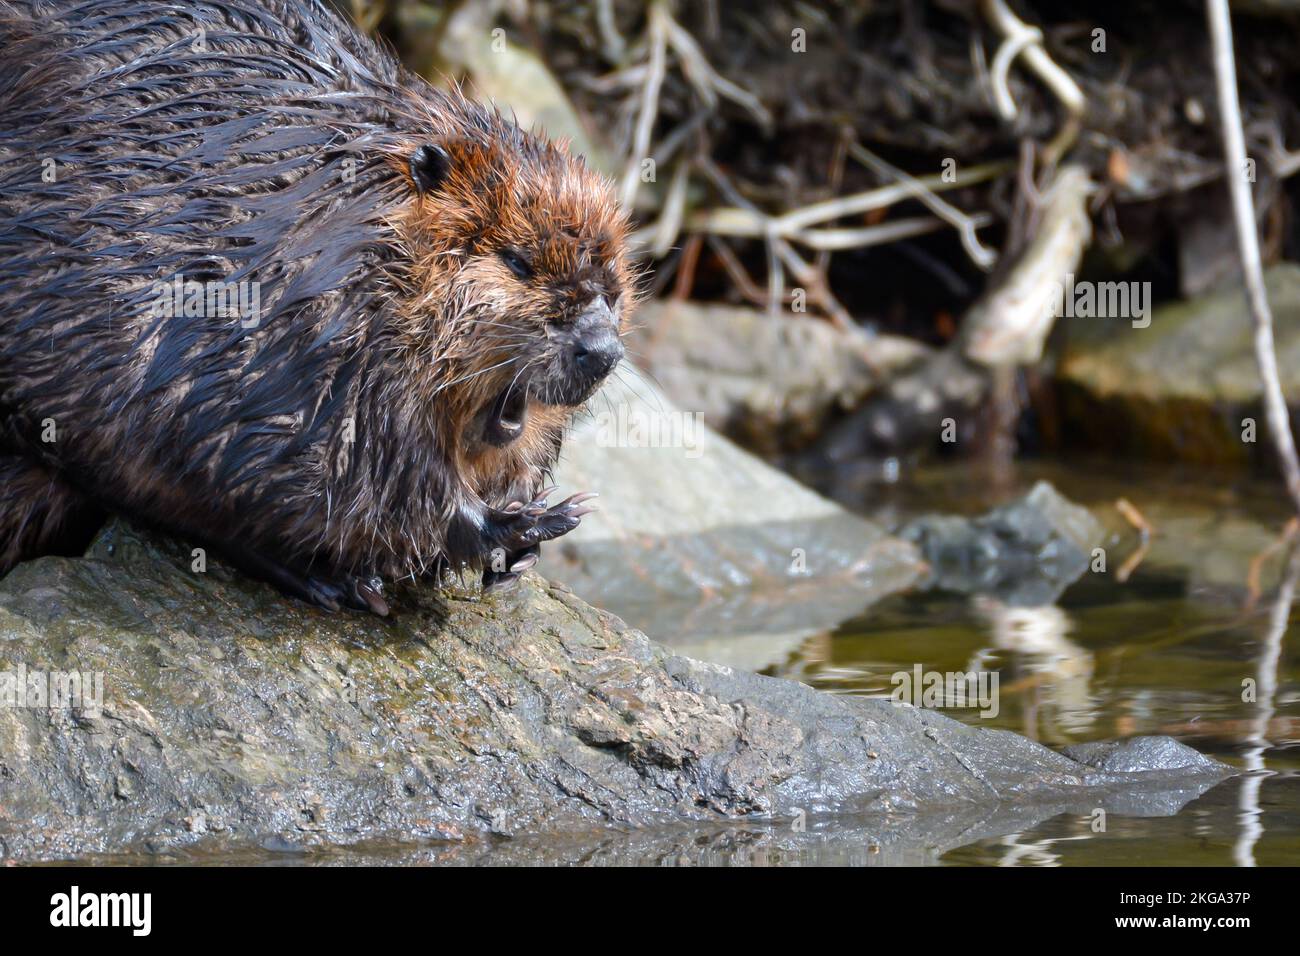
0,0,633,603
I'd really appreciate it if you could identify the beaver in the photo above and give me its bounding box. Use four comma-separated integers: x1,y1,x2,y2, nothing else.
0,0,633,614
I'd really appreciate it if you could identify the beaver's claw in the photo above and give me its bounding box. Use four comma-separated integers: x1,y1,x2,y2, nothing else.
481,543,540,592
489,490,598,551
481,490,598,592
300,572,389,616
219,541,390,616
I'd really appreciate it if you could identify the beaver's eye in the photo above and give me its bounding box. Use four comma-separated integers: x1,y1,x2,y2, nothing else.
499,248,532,280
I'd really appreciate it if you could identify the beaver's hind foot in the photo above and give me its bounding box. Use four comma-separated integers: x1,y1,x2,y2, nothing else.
220,544,389,617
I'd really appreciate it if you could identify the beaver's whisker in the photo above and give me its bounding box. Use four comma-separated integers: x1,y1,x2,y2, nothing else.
432,356,523,395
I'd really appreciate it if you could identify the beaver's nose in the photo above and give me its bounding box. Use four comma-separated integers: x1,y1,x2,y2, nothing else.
571,298,623,380
573,328,623,379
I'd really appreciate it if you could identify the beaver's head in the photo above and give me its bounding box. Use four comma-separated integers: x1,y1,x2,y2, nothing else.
394,121,633,453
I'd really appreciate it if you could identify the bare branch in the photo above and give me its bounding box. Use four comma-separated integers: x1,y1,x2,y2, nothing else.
963,164,1093,368
679,161,1008,240
981,0,1085,162
619,0,668,210
849,144,998,270
1206,0,1300,514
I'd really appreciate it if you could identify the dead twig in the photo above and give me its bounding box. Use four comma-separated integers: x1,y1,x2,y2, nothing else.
706,235,769,307
646,158,691,258
1207,0,1300,515
680,161,1008,244
1115,497,1154,541
593,0,626,64
658,6,772,132
696,157,853,328
619,0,669,210
962,164,1093,368
816,129,852,277
1245,516,1300,610
669,211,993,251
1115,540,1149,584
1114,497,1154,583
981,0,1085,163
849,143,998,270
671,233,703,300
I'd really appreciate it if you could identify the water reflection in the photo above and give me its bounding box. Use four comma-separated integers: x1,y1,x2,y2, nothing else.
1235,537,1300,866
778,462,1300,865
995,830,1093,867
970,597,1095,739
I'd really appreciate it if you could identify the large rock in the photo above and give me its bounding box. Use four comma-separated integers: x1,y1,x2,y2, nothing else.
627,301,929,456
0,522,1227,863
545,372,923,670
1057,263,1300,463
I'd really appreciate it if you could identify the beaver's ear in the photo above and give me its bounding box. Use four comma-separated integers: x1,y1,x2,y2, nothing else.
409,144,451,195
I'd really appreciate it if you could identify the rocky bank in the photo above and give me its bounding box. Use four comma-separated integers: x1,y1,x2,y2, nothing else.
0,518,1228,863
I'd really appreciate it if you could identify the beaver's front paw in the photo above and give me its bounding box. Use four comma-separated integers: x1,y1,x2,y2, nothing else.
487,489,598,552
480,489,597,592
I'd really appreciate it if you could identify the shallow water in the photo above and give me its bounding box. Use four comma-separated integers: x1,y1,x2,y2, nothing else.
775,458,1300,866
